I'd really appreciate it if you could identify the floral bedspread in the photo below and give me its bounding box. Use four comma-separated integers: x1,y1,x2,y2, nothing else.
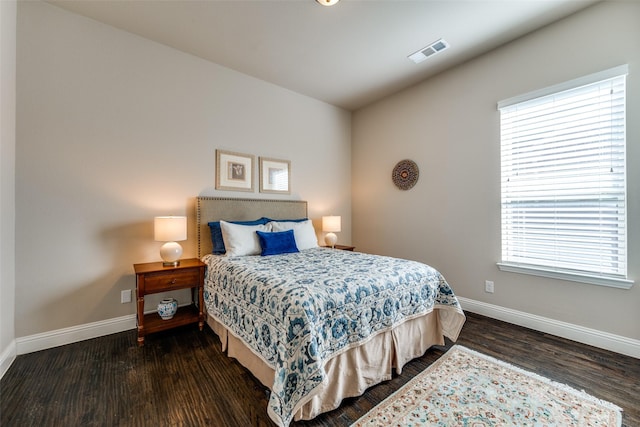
202,248,464,427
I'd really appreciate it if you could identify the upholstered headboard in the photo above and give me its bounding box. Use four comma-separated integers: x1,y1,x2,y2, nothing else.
196,197,308,258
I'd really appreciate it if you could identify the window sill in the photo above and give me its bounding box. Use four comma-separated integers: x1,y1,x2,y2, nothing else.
496,262,634,290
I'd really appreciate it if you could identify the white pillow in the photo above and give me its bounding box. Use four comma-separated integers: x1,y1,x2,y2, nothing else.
269,220,318,250
220,220,272,257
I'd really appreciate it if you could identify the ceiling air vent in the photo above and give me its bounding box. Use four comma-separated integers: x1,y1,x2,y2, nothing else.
408,39,449,64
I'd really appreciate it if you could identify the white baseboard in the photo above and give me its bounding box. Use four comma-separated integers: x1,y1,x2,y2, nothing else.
0,340,17,379
458,297,640,359
15,314,136,356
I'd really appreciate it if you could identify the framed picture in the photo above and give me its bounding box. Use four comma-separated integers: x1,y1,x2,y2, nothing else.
216,150,254,192
259,157,291,194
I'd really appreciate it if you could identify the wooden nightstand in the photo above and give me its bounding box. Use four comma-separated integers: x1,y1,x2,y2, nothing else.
323,245,356,251
133,258,206,346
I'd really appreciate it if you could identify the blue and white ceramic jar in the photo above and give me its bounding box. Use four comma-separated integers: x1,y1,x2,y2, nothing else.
157,298,178,320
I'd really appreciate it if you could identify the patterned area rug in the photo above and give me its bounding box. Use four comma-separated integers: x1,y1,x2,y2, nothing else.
352,345,622,427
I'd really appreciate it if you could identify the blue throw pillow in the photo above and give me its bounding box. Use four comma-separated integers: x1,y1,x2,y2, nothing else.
265,217,308,223
256,230,299,256
208,217,270,254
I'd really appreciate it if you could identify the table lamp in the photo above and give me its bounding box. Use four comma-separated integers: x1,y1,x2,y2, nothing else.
154,216,187,266
322,215,341,248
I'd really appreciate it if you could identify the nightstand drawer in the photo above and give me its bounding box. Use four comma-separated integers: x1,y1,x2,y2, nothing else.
144,268,200,292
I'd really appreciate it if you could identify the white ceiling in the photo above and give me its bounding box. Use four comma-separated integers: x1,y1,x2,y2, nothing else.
48,0,600,111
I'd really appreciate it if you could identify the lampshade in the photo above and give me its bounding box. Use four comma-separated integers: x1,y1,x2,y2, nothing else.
154,216,187,242
322,216,341,233
154,216,187,266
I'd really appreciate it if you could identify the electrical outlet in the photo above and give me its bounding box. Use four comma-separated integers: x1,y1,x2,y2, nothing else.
485,280,494,293
121,289,132,303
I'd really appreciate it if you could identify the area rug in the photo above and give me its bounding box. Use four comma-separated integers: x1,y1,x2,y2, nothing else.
351,345,622,427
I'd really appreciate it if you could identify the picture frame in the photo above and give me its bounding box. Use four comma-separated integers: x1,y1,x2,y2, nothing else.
259,157,291,194
215,150,254,192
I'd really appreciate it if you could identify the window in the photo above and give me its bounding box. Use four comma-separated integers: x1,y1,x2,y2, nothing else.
498,65,632,289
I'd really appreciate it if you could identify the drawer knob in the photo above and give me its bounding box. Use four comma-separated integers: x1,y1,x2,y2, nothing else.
171,278,177,284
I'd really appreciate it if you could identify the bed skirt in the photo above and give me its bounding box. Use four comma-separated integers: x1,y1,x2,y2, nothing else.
207,311,445,422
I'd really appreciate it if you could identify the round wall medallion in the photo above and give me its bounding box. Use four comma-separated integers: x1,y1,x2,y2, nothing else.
392,159,419,190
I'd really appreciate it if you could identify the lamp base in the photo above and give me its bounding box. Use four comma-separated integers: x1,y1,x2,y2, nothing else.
160,241,183,266
324,232,337,248
162,261,180,267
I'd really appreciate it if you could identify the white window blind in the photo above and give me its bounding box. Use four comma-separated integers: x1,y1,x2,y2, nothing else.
498,66,629,287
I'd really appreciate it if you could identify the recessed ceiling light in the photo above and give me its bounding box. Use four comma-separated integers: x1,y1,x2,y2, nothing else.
408,39,449,64
316,0,340,6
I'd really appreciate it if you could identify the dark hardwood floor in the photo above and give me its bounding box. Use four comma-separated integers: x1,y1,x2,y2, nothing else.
2,312,638,426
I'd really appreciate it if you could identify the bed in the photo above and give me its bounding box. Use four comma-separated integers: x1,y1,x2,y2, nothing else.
196,197,466,426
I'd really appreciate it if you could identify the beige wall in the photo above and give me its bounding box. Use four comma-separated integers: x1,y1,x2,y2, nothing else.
15,1,351,337
1,0,17,356
352,1,639,340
